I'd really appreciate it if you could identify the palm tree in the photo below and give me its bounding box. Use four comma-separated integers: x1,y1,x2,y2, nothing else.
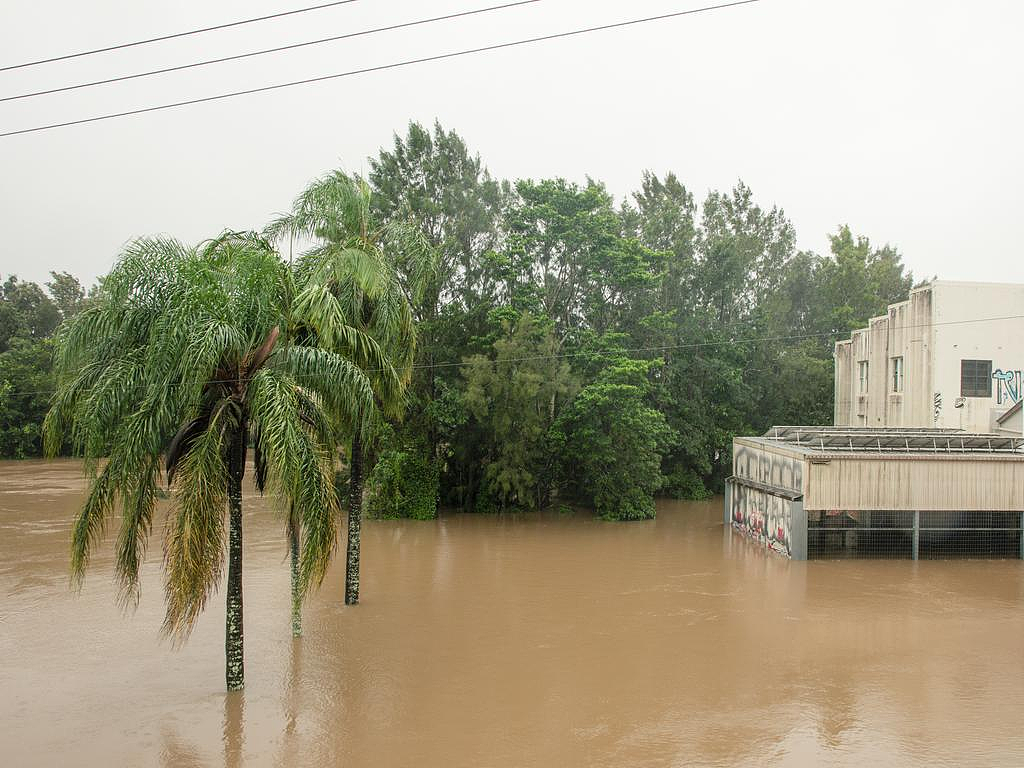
44,232,376,690
268,171,432,605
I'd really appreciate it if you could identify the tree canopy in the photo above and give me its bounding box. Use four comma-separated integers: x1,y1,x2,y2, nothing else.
8,120,914,526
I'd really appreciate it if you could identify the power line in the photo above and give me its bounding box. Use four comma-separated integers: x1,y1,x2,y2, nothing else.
0,0,763,139
0,1,362,73
3,311,1023,398
1,1,542,103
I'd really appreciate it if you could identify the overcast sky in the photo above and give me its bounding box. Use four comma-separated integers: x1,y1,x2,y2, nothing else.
1,0,1021,288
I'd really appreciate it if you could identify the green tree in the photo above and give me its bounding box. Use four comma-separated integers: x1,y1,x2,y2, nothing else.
46,271,86,320
0,275,61,352
369,121,509,477
369,120,508,311
365,427,440,520
44,233,365,690
0,336,54,457
552,359,676,520
816,224,914,335
695,181,796,325
462,314,576,511
621,171,697,316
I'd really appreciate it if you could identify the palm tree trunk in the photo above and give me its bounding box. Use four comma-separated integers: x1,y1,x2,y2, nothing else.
288,507,301,637
226,424,246,691
344,424,363,606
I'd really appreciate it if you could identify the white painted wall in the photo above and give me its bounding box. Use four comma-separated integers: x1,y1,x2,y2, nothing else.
833,281,1024,433
931,282,1024,432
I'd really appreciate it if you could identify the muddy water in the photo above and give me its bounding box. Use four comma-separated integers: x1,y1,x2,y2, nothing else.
3,460,1024,767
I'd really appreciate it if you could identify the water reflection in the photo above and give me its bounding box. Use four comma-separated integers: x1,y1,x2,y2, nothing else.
223,693,244,768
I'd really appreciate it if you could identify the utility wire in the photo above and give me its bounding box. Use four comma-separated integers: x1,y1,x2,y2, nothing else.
0,1,362,72
1,1,542,103
0,0,763,139
3,311,1023,398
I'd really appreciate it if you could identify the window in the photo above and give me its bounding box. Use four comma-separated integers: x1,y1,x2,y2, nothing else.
961,359,992,398
858,361,869,393
891,356,904,393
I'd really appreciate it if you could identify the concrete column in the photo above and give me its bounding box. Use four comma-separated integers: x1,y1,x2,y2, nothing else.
724,480,733,526
790,500,807,560
912,510,920,561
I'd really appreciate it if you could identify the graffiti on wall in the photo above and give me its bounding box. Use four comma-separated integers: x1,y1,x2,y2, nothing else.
992,369,1022,405
730,445,801,557
730,483,792,556
732,445,803,495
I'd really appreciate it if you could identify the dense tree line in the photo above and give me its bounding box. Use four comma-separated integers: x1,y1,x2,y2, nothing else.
4,120,912,525
365,121,912,519
0,272,87,457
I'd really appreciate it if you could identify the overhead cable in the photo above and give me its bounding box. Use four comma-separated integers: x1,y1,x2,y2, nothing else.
1,1,542,103
0,0,763,139
0,0,362,72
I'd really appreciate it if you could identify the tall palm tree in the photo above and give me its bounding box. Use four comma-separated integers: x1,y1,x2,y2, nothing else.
268,171,433,605
44,232,376,690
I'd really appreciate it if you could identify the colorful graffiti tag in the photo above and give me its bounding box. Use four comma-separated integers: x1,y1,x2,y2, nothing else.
730,446,801,557
731,483,792,556
992,369,1022,405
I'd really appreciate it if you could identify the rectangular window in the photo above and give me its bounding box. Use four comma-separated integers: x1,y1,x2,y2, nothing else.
961,359,992,397
858,361,869,393
891,356,904,393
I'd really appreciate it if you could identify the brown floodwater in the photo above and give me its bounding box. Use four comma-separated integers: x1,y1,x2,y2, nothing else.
3,459,1024,767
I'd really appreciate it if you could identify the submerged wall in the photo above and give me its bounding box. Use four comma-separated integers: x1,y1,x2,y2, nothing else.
726,479,807,560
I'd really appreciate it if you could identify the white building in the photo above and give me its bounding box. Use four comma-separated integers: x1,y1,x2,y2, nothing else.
833,281,1024,433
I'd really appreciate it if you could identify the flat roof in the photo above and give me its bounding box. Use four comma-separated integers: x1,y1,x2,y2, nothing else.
752,426,1024,455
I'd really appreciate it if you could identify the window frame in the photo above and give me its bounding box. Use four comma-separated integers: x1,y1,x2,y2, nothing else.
891,356,904,394
858,360,869,394
960,359,992,398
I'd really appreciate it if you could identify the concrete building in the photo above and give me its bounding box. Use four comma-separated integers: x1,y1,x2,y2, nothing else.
725,427,1024,560
833,281,1024,433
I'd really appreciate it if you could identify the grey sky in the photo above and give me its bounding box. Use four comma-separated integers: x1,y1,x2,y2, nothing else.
1,0,1021,288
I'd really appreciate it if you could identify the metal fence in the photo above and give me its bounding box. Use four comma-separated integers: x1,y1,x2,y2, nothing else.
806,510,1023,560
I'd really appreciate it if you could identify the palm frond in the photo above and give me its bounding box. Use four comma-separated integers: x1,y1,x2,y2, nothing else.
162,409,229,639
70,461,117,588
114,455,159,608
247,368,339,593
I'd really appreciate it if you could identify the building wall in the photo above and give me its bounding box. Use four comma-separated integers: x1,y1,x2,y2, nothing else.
805,455,1024,512
833,281,1024,431
728,482,794,557
732,439,807,496
931,282,1024,432
834,340,852,426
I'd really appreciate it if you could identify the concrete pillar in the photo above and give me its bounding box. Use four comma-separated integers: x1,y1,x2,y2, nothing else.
913,510,920,561
724,480,733,526
790,500,807,561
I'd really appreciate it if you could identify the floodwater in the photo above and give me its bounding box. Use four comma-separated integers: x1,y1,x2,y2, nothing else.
3,461,1024,767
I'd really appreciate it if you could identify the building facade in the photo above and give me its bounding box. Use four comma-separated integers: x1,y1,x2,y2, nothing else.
834,281,1024,433
725,427,1024,560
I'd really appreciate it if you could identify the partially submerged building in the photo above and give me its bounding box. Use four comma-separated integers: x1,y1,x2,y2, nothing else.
729,280,1024,560
726,426,1024,560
